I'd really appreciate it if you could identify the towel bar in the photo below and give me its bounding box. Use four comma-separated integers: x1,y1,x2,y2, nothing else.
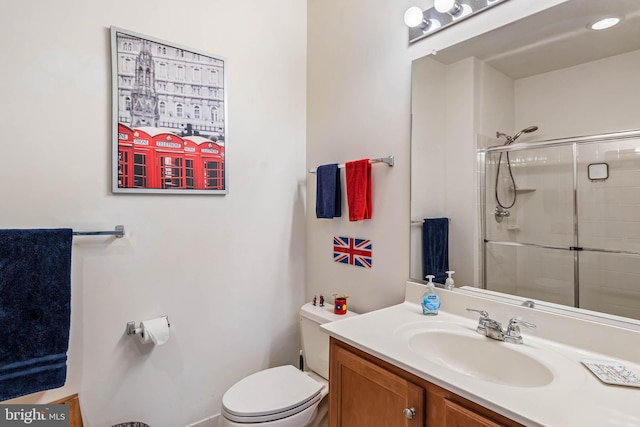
412,219,451,225
308,155,394,174
73,225,125,238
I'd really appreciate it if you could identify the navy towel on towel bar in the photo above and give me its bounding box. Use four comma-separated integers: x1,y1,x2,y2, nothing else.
316,164,342,219
422,218,449,284
0,228,73,401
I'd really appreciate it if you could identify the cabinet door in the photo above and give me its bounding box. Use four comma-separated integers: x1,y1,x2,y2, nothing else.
330,343,424,427
444,399,505,427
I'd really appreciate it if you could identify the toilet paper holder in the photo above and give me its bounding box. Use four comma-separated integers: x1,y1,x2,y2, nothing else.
127,315,170,338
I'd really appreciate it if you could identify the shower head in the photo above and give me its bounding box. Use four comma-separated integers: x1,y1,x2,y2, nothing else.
496,126,538,145
513,126,538,141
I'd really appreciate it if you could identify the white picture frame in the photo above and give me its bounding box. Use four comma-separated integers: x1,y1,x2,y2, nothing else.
110,26,228,194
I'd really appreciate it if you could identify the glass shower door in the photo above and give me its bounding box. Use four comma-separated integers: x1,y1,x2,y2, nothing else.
576,136,640,319
483,144,576,306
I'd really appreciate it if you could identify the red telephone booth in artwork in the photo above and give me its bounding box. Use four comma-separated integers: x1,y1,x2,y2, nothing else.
184,136,225,190
147,129,186,190
117,123,134,188
199,141,225,190
119,125,223,192
130,128,157,188
182,136,207,190
117,123,157,189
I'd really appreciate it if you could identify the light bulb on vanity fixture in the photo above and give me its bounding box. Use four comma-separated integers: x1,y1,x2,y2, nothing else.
434,0,472,18
404,6,441,32
405,0,510,44
434,0,461,15
404,6,428,28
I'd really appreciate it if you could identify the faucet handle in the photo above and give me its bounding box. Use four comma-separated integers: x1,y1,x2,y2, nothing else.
466,308,489,319
505,318,536,344
466,308,490,335
508,318,536,330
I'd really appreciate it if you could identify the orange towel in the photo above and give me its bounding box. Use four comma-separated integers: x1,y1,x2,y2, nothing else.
346,159,372,221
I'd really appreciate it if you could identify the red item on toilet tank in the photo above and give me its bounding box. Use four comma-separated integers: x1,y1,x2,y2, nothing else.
334,298,347,314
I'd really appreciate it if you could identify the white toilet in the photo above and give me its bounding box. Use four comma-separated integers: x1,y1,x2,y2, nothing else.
219,302,358,427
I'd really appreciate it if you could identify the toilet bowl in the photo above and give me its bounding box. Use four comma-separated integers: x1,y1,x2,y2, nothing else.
219,365,326,427
219,303,358,427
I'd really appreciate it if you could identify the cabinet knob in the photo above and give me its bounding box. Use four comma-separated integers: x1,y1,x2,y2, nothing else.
403,407,416,420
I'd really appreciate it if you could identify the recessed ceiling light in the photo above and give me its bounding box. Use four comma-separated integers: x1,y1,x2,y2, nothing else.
589,17,621,31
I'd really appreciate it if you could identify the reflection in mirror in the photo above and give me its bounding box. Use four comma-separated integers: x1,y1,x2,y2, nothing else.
483,132,640,321
410,0,640,323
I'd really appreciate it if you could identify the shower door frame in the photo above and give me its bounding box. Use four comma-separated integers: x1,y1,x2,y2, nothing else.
479,129,640,309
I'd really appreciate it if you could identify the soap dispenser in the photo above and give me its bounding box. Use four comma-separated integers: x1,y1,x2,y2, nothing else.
444,270,455,290
422,275,440,315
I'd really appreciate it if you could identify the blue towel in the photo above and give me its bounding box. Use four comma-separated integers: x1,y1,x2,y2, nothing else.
422,218,449,284
0,228,73,401
315,164,342,219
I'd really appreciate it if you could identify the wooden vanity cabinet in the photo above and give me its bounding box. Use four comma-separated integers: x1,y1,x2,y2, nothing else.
329,338,524,427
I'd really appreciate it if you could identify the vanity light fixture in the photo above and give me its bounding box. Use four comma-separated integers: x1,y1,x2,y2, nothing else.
589,17,621,31
405,0,510,45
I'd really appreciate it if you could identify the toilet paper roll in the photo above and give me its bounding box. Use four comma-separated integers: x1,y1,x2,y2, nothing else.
139,317,170,345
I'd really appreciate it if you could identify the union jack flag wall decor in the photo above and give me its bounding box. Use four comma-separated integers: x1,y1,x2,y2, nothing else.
333,236,372,269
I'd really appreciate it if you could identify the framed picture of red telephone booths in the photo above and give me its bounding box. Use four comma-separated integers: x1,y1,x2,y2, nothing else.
111,27,228,194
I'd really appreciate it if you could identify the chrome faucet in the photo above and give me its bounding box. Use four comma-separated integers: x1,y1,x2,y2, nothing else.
465,308,490,335
466,308,536,344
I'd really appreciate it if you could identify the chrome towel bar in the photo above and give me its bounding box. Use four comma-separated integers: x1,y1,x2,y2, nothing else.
308,155,394,174
73,225,125,238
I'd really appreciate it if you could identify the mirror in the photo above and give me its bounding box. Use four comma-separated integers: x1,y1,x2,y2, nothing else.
410,0,640,323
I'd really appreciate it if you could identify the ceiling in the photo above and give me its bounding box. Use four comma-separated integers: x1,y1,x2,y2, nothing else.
431,0,640,79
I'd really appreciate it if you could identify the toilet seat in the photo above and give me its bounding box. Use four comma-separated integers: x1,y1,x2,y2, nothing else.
222,365,323,423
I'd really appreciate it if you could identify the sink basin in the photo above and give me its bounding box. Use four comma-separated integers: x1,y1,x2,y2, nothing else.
406,327,554,388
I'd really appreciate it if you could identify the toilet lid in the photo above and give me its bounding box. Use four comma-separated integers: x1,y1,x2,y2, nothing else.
222,365,323,423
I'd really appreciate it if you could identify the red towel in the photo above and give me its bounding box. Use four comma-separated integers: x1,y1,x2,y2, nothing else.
346,159,372,221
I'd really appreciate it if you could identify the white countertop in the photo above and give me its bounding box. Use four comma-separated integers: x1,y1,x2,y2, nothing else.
321,292,640,427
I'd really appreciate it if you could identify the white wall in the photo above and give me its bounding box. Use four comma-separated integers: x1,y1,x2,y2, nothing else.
410,57,447,280
443,58,477,286
305,0,566,310
305,0,565,313
410,58,517,285
306,0,416,313
0,1,307,426
515,50,640,139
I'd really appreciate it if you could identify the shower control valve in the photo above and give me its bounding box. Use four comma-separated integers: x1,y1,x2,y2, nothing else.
494,206,510,223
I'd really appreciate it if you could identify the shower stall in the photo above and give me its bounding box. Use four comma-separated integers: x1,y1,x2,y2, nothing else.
480,129,640,321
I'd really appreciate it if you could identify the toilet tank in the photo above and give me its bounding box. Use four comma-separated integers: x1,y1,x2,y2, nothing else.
299,302,358,380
